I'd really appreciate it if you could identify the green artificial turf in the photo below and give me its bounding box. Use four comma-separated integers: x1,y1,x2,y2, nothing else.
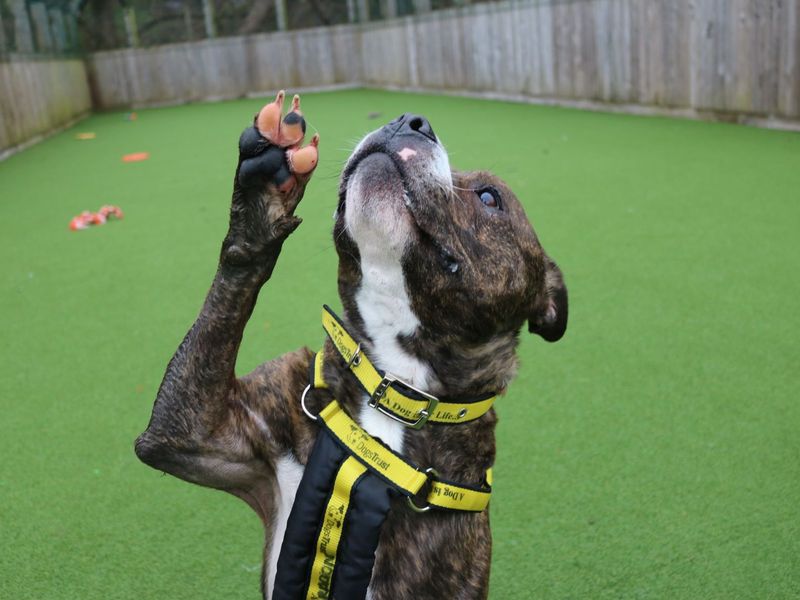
1,89,798,599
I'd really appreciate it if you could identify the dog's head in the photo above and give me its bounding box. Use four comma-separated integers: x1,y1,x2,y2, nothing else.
334,114,567,393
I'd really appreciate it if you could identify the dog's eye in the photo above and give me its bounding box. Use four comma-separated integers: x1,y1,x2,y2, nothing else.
476,188,501,210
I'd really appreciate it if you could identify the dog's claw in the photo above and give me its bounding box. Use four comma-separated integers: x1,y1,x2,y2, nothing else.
255,90,285,143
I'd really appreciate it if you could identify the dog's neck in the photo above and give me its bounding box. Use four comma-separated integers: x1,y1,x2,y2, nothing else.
400,328,519,398
350,249,435,393
324,305,519,405
331,240,519,403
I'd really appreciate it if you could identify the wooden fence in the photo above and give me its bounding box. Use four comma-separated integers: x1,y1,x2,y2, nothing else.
86,0,800,123
0,58,91,156
362,0,799,121
87,25,361,109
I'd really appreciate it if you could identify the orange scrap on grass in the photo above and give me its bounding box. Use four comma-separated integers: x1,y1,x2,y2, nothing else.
98,205,124,220
122,152,149,163
69,205,124,231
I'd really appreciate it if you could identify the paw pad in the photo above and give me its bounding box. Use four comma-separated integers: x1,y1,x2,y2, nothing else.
287,133,320,175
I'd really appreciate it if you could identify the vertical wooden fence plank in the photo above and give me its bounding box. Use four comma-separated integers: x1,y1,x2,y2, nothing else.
777,0,799,117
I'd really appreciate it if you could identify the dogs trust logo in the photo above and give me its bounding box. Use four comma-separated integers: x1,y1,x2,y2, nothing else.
346,423,364,447
310,503,346,599
344,424,391,472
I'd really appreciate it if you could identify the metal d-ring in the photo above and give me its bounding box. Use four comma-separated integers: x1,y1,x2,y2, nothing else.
406,467,440,513
300,384,317,421
347,343,362,368
406,497,432,513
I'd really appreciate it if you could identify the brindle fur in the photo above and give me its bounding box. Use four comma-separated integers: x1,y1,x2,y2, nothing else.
136,110,567,600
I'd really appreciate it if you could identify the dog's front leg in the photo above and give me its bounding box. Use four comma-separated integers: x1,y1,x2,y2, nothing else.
135,95,319,516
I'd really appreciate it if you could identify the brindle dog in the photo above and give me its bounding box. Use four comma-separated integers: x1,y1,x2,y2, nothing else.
135,96,568,599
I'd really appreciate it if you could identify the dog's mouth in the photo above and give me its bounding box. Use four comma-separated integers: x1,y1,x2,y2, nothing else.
338,149,408,212
338,114,450,213
341,148,461,273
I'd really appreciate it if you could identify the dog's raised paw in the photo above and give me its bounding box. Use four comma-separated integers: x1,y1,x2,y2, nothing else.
238,91,320,194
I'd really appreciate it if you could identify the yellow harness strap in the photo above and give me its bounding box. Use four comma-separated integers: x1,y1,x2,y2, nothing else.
319,400,429,496
317,398,492,513
321,305,497,428
305,456,366,600
427,475,492,512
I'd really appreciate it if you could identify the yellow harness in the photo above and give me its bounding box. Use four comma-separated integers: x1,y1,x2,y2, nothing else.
305,306,494,513
274,306,495,600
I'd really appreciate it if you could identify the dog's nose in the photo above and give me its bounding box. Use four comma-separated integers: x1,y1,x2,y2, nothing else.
390,113,437,142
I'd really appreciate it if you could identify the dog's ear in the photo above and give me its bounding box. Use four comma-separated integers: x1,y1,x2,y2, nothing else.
528,256,568,342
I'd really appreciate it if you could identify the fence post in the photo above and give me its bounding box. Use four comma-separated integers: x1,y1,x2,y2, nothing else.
274,0,288,31
48,8,67,51
29,2,53,52
0,9,6,53
123,7,139,48
183,1,193,41
381,0,398,19
7,0,34,53
412,0,431,13
63,13,77,50
202,0,217,38
346,0,356,23
356,0,370,22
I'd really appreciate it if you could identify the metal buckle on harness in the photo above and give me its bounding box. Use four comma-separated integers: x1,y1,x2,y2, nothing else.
368,373,439,430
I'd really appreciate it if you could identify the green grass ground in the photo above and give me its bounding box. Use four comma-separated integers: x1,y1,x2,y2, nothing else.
1,89,798,599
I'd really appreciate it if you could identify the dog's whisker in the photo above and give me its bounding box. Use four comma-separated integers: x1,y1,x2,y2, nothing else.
304,242,336,261
316,172,340,181
333,221,361,268
303,118,319,137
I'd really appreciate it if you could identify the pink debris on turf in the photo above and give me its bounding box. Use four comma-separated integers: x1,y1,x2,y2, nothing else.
69,212,93,231
99,205,124,220
69,205,124,231
122,152,149,163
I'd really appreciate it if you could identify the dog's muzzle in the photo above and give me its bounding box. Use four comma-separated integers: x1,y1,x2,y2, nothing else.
338,113,442,212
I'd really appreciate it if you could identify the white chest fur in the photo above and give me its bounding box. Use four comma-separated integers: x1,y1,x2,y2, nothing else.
353,236,433,390
352,226,437,451
265,454,304,597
